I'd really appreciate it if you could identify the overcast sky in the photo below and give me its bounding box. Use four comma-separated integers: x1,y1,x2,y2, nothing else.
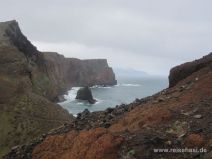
1,0,212,75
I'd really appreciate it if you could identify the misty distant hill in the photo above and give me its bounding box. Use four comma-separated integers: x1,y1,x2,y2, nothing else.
114,68,149,78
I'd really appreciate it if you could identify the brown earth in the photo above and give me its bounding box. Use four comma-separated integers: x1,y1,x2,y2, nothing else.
185,134,204,147
33,128,123,159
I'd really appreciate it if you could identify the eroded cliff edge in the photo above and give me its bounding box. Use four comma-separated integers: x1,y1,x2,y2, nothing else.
42,52,117,101
169,53,212,87
0,20,116,158
4,52,212,159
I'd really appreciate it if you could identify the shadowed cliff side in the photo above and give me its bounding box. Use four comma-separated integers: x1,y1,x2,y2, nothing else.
42,52,117,101
0,20,73,158
169,53,212,87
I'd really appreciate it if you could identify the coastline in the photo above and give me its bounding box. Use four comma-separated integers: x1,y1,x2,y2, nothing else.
4,53,212,159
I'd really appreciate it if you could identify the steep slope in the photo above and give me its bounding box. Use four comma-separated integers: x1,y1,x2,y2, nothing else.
4,53,212,159
0,20,117,158
0,21,73,158
0,20,117,102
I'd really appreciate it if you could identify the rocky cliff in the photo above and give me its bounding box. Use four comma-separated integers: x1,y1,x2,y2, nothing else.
0,20,73,158
0,20,116,158
42,52,117,101
4,53,212,159
169,53,212,87
65,58,117,87
0,20,117,102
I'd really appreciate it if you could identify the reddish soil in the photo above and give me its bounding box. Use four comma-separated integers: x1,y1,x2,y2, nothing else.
32,128,123,159
110,66,212,133
185,134,204,147
32,62,212,159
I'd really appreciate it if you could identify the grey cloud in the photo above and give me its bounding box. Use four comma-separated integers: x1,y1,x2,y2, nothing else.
0,0,212,75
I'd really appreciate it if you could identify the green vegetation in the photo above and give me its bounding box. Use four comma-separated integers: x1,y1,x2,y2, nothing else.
32,73,52,97
0,92,72,158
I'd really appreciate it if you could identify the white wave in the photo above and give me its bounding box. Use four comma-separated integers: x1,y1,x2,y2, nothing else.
75,98,103,105
91,85,112,89
76,102,84,105
64,87,81,101
117,83,141,87
99,86,112,89
94,98,103,104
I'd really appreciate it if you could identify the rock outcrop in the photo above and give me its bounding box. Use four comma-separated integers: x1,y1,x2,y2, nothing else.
0,20,39,59
42,52,117,101
0,20,116,158
169,53,212,87
4,52,212,159
76,86,97,104
66,58,117,87
1,20,117,102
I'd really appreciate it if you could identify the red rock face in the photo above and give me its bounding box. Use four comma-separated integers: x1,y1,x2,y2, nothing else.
169,53,212,87
32,128,123,159
185,134,204,147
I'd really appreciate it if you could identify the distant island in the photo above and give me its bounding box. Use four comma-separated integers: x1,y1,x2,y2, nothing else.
114,68,149,78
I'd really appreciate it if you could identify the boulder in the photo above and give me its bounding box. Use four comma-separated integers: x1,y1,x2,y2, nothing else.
76,86,97,104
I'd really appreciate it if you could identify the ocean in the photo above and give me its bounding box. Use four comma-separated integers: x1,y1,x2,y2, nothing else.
59,76,168,116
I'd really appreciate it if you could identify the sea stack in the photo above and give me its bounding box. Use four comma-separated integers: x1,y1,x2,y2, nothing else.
76,86,97,104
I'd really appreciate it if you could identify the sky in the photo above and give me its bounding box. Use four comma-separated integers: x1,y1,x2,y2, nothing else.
0,0,212,75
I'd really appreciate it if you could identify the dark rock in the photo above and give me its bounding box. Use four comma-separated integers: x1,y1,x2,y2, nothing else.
158,97,165,102
105,107,114,114
106,114,113,120
150,136,165,145
76,86,97,104
81,109,90,116
1,20,39,59
135,98,141,104
204,152,212,159
191,128,203,133
100,122,111,128
169,53,212,87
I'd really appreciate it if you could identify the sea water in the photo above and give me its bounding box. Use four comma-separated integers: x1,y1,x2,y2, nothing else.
59,76,168,116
